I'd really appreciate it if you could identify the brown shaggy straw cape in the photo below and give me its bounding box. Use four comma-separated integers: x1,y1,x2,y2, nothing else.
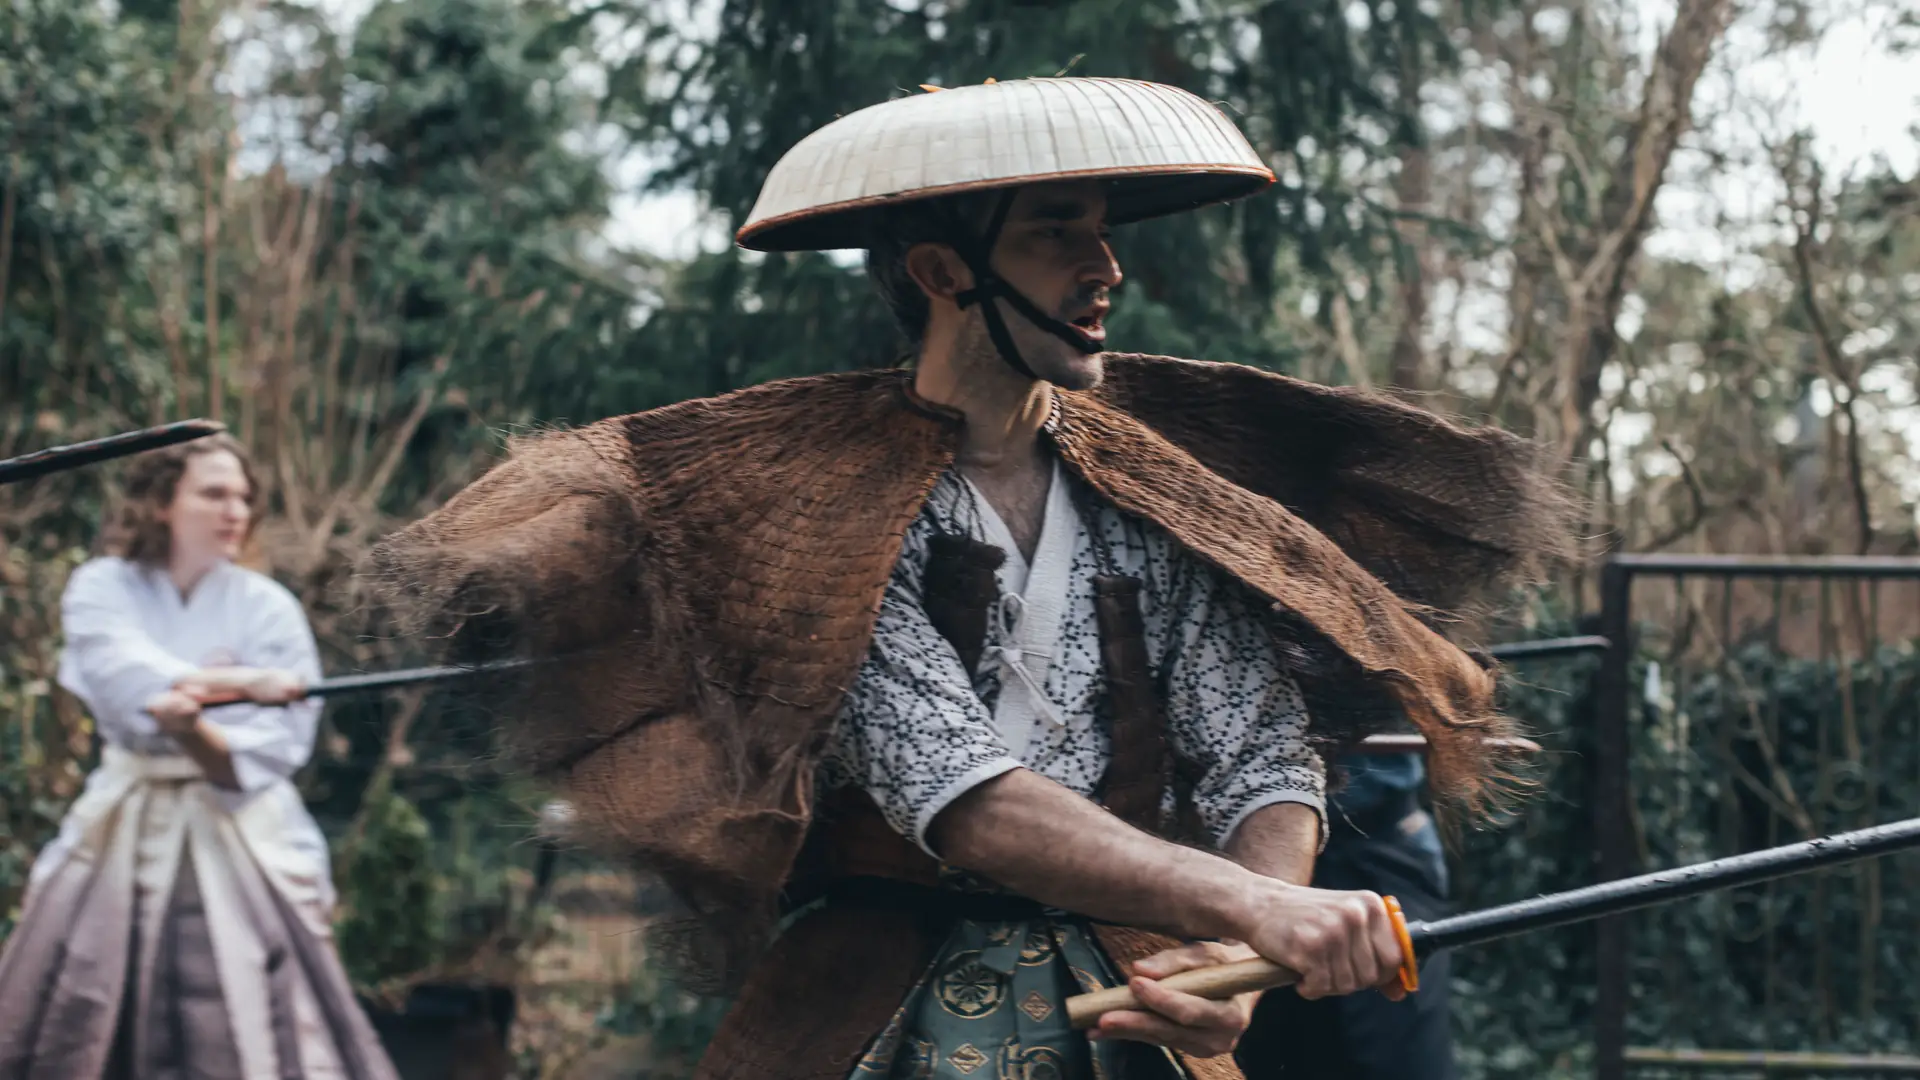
369,353,1573,1079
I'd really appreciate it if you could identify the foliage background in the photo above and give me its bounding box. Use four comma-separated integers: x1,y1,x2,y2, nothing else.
2,0,1918,1075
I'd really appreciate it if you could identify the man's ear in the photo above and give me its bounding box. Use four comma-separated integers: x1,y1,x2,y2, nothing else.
904,242,974,304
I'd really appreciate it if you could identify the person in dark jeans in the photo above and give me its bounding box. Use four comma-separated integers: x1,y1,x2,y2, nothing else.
1236,751,1457,1080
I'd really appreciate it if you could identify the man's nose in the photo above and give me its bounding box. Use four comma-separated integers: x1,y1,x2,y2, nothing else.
1083,243,1123,290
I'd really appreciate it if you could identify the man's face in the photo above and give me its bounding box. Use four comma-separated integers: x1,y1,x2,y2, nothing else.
979,179,1122,390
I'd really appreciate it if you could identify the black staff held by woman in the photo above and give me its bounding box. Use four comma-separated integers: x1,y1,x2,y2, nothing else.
0,419,226,486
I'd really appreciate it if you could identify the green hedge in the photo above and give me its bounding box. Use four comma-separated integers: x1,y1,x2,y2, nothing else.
1452,640,1920,1077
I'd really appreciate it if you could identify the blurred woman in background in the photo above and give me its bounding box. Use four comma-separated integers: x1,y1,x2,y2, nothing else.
0,434,397,1079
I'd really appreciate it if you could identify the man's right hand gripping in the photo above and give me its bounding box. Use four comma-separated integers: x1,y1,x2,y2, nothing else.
933,770,1411,1057
1231,879,1409,1002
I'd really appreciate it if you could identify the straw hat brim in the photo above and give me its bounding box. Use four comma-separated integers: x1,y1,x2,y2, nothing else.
734,77,1276,253
737,165,1272,253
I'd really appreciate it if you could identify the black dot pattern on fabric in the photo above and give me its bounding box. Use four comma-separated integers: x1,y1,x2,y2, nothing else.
817,469,1325,855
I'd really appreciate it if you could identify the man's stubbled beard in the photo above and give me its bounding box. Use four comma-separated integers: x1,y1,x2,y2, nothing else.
952,284,1111,391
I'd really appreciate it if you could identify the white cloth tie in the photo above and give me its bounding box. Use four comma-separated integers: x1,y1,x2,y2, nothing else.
981,592,1066,729
981,643,1066,729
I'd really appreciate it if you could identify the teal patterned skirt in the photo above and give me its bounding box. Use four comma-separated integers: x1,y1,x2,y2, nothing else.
847,916,1187,1080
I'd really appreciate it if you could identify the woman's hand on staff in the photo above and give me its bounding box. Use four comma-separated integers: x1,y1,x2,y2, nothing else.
146,667,300,792
144,688,204,735
175,666,308,706
1089,940,1261,1057
143,687,243,789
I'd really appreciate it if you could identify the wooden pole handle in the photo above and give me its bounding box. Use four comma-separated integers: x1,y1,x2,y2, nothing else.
1067,897,1418,1029
1064,958,1301,1029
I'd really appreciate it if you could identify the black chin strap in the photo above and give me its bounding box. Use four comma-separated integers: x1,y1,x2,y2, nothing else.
945,190,1102,381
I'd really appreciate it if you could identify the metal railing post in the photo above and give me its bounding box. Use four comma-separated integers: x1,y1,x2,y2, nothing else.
1593,559,1637,1080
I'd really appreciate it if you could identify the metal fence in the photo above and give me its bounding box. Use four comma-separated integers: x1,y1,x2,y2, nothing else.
1591,555,1920,1080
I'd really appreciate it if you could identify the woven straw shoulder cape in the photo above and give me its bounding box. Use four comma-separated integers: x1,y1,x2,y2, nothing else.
368,353,1568,984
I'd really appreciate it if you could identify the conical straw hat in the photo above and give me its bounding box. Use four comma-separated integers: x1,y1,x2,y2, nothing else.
737,77,1274,252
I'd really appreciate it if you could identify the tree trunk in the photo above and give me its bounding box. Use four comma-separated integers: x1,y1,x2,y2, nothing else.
1553,0,1737,464
1389,19,1432,392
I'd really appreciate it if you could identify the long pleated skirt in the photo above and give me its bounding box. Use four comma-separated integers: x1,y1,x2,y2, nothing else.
0,748,399,1079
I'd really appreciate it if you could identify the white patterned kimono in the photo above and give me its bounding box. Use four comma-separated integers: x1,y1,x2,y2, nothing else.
822,463,1325,1079
821,462,1326,852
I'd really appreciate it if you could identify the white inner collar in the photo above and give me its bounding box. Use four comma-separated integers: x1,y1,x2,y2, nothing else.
960,460,1079,758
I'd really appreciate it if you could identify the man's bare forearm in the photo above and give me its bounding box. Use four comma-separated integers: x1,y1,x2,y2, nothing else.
929,768,1409,1002
927,768,1265,941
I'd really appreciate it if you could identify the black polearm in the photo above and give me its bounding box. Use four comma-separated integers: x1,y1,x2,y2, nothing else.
1408,815,1920,952
1066,815,1920,1026
197,659,533,710
213,662,1543,762
0,419,227,485
202,636,1612,716
1484,634,1611,661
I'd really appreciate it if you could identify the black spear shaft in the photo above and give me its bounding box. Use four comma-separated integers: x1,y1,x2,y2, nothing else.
298,660,532,698
199,659,533,710
1068,815,1920,1026
1484,634,1611,661
1410,814,1920,955
200,638,1607,730
186,652,1569,760
1341,636,1605,756
0,419,227,485
204,661,1549,762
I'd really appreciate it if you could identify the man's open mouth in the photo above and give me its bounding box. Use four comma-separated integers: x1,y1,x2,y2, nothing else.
1069,313,1107,343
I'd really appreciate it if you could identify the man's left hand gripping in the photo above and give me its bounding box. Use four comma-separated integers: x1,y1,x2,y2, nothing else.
1087,940,1261,1058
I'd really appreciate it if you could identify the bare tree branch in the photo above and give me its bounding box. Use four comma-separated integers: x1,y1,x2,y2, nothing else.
1328,288,1374,391
1550,0,1737,464
1783,142,1877,555
1646,437,1712,549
